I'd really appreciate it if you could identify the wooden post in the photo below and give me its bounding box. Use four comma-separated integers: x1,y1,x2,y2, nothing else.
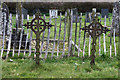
6,14,12,58
73,11,78,56
24,14,29,56
51,17,57,58
45,17,51,59
67,9,71,48
28,15,34,57
68,9,73,57
62,12,67,57
118,1,120,66
40,14,46,57
0,2,2,58
83,14,87,57
113,29,116,56
109,16,112,57
57,13,62,57
78,13,82,57
12,14,18,56
99,14,102,56
1,11,6,58
103,16,106,54
88,13,92,57
18,14,23,56
88,35,91,57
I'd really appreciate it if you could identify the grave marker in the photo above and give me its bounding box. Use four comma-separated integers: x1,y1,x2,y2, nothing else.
72,8,79,23
101,9,109,18
49,9,58,18
23,10,54,64
81,8,110,65
86,12,90,22
22,8,28,19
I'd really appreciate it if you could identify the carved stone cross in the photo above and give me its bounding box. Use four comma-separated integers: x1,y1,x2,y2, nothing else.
23,10,54,64
81,9,110,65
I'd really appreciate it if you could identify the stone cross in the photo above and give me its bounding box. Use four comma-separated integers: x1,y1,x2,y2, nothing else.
23,10,54,64
81,9,110,65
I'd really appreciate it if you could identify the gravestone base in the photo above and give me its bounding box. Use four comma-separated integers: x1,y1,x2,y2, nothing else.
6,28,30,49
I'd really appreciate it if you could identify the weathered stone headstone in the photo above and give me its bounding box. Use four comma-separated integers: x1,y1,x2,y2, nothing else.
22,8,28,19
6,28,30,49
86,12,90,22
101,9,109,18
49,9,58,18
72,8,79,23
33,9,39,15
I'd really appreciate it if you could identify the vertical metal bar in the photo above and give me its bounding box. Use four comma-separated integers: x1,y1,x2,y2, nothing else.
68,9,73,57
24,14,29,56
51,17,57,58
45,17,51,59
62,12,67,57
57,13,62,57
73,11,78,56
18,14,24,56
1,12,6,58
6,14,12,58
103,16,106,54
40,14,46,57
83,14,87,57
78,13,82,57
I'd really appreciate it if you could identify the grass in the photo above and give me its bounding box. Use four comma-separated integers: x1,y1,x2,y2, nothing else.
2,55,118,78
1,13,119,78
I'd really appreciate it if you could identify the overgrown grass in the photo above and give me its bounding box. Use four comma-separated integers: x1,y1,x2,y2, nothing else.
2,55,118,78
1,13,119,78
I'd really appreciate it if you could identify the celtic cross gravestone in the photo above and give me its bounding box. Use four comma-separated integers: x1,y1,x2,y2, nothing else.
81,9,110,65
23,10,54,64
